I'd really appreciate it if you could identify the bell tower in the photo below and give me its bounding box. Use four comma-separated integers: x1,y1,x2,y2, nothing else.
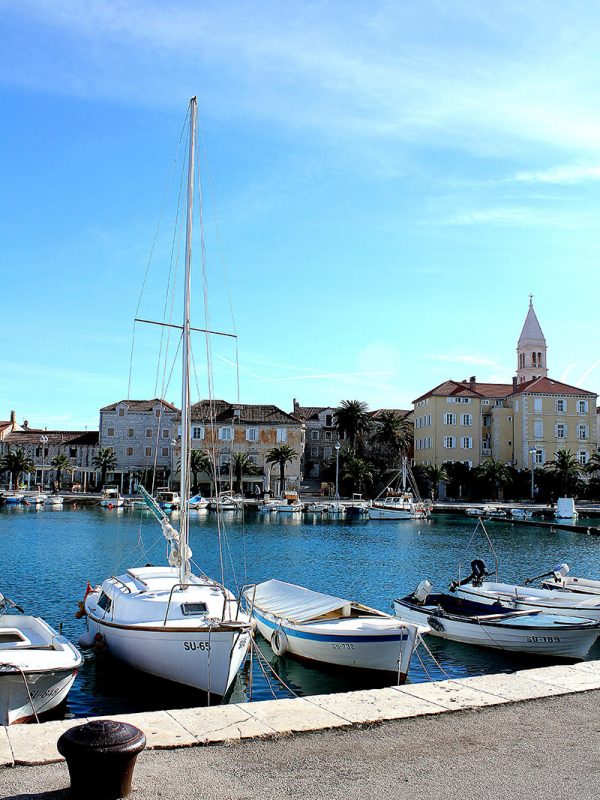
516,295,548,384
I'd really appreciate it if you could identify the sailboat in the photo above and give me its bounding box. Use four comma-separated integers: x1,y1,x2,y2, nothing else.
368,457,429,520
80,97,253,699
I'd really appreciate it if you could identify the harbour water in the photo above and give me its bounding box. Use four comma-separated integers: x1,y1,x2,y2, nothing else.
1,505,599,719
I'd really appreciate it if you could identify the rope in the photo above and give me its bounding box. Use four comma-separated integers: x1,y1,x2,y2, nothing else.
5,664,40,724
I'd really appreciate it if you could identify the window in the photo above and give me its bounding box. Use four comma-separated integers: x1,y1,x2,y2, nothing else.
97,592,112,613
276,428,287,443
246,427,258,442
323,447,332,459
248,454,259,466
219,427,233,441
443,413,456,425
555,399,566,413
193,426,205,440
533,398,543,412
578,451,589,465
325,431,332,440
311,430,319,440
310,447,319,458
69,447,77,458
461,437,472,449
118,408,125,417
534,420,543,439
126,447,134,456
443,436,456,448
220,454,231,467
577,400,589,414
161,447,169,457
534,449,544,465
155,409,161,418
127,428,134,437
162,429,170,438
577,424,588,440
325,414,333,427
483,415,491,427
181,602,208,616
555,423,566,439
146,428,152,438
107,427,115,437
495,400,504,407
460,414,472,426
508,416,512,422
145,447,152,457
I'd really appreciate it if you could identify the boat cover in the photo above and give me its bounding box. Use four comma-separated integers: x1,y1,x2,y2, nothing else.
246,580,352,623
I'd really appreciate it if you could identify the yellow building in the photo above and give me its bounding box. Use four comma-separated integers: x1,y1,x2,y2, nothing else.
413,299,598,471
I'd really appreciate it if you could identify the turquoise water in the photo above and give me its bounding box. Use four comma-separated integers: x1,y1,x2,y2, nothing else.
1,505,600,719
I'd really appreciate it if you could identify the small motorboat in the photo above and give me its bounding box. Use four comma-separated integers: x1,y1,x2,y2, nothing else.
155,488,181,510
2,493,24,506
465,507,484,517
306,502,326,513
188,494,209,510
394,580,600,659
527,563,600,597
258,500,282,513
556,497,578,520
245,579,427,682
23,493,47,507
325,502,345,516
276,490,303,513
345,493,369,517
510,508,533,520
208,493,241,511
99,486,125,508
368,494,429,520
44,495,64,507
0,593,82,724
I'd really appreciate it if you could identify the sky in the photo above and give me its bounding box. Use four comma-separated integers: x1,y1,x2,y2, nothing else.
2,0,600,430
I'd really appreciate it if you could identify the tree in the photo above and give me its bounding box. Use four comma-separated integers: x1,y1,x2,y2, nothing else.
265,445,299,497
189,449,214,494
341,453,374,496
474,458,512,500
50,453,71,491
231,453,261,494
544,449,583,496
371,411,412,465
444,461,472,500
334,400,372,452
92,447,118,489
0,447,34,489
423,464,448,500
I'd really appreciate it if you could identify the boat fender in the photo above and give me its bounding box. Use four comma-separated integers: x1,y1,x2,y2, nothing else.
75,601,87,620
427,616,445,633
78,629,95,648
92,633,107,653
271,628,288,657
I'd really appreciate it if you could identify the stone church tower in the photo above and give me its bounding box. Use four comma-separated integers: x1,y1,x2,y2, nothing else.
516,296,548,384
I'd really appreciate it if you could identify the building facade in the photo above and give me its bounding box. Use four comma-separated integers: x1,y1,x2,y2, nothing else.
99,398,179,492
413,299,598,471
173,400,305,495
293,402,340,478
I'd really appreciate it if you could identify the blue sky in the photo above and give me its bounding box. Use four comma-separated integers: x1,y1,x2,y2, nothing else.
2,1,600,429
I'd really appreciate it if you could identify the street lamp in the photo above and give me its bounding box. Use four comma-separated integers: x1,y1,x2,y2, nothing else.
40,435,48,490
529,446,537,501
334,441,341,501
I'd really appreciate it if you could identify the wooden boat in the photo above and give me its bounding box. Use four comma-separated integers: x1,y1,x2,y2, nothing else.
0,595,82,724
245,579,426,682
99,486,125,508
394,581,600,659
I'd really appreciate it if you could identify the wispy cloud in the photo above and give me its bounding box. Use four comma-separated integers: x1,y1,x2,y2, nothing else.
443,207,580,227
427,354,501,367
509,164,600,184
577,359,600,386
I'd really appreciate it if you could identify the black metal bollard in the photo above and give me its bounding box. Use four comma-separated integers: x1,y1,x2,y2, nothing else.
57,719,146,800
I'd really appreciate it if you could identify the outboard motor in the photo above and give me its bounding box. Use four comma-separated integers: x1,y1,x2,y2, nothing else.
413,579,432,604
553,563,570,579
449,558,490,591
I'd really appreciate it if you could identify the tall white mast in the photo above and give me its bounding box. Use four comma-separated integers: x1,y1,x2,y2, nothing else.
179,96,197,584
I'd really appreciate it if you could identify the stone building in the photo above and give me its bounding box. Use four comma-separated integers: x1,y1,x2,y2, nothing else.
173,400,305,496
0,427,99,489
0,411,23,442
413,298,598,471
293,403,340,478
99,398,179,492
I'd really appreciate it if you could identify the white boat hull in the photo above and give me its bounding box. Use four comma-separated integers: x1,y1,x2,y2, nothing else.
394,600,600,659
44,497,64,506
0,667,78,725
99,499,125,507
368,507,419,520
455,583,600,621
276,504,303,513
85,614,249,697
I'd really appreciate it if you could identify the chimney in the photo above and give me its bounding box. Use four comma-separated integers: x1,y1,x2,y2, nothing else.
23,420,29,429
469,376,476,390
293,398,299,414
10,410,16,424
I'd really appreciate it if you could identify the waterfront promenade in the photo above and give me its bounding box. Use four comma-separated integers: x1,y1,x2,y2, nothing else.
2,662,600,798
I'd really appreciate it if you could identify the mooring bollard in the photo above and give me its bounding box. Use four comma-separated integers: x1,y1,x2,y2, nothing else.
57,719,146,800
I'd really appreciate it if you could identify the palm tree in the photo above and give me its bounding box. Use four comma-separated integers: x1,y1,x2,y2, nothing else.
371,411,412,465
474,458,512,500
231,453,261,494
0,447,34,490
334,400,372,452
189,449,214,494
50,453,71,491
265,445,299,497
341,453,374,496
544,449,582,496
586,453,600,477
92,447,118,489
423,464,448,500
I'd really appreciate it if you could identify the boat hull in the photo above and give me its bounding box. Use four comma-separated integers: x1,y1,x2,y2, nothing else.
86,613,251,698
455,583,600,621
253,609,418,679
368,507,421,520
0,667,78,725
394,599,600,659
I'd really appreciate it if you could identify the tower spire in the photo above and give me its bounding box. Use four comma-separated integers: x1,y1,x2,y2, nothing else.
516,296,547,384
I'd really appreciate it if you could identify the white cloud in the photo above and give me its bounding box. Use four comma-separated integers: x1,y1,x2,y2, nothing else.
426,354,501,367
443,207,580,227
509,164,600,184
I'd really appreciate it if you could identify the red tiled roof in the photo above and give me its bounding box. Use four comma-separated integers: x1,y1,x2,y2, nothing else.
511,377,597,397
414,379,513,404
370,408,411,419
294,406,331,421
189,400,301,425
4,430,99,446
100,398,179,413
